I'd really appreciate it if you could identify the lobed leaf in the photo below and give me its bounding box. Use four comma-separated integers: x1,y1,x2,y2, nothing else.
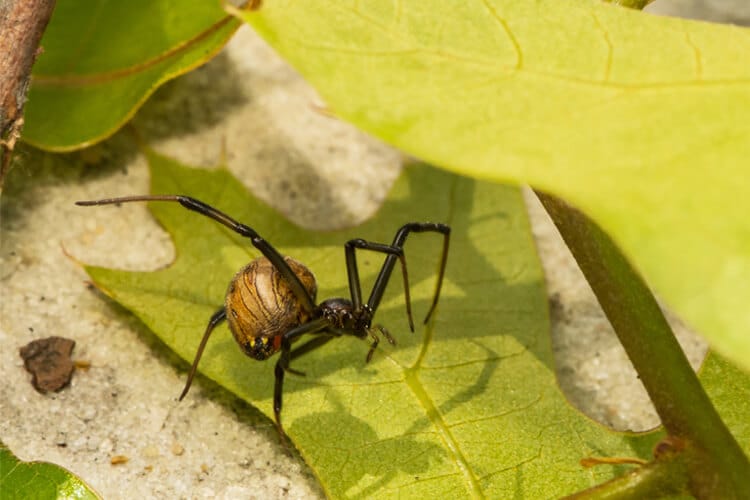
83,152,670,497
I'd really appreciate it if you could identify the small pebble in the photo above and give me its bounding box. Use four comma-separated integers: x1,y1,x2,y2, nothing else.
110,455,129,465
142,445,160,458
171,442,184,456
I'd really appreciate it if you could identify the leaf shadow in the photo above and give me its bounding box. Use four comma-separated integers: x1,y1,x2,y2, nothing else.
290,408,445,498
130,51,248,140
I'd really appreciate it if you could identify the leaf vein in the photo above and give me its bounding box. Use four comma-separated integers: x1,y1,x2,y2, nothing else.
479,0,523,69
33,16,239,87
590,11,613,82
448,394,542,428
683,29,703,80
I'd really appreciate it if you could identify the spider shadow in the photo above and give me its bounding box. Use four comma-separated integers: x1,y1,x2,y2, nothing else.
274,164,553,372
287,342,501,497
130,50,247,140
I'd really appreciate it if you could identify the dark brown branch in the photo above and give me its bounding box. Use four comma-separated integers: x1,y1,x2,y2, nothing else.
0,0,56,188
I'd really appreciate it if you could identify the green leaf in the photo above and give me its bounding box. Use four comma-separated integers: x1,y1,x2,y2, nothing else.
570,353,750,499
23,0,240,151
0,440,99,500
83,151,667,497
233,1,750,371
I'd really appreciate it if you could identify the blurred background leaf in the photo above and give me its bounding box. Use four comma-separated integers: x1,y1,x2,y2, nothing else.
23,0,240,151
0,440,100,500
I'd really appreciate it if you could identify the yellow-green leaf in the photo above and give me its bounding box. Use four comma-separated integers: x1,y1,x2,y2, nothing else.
24,0,240,151
233,1,750,371
83,151,672,497
0,440,99,500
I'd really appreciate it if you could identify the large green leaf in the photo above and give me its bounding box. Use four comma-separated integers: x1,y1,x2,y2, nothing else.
83,151,667,497
0,440,99,500
232,1,750,372
23,0,240,151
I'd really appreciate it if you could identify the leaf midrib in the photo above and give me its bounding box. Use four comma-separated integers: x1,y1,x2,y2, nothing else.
399,175,484,498
32,16,239,87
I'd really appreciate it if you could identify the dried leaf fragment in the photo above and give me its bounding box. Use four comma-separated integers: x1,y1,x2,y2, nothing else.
19,336,76,392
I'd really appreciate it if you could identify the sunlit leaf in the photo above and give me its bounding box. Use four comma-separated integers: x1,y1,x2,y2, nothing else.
233,0,750,371
83,152,671,497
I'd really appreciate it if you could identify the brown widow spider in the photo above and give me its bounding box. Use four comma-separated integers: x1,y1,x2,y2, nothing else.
77,195,450,437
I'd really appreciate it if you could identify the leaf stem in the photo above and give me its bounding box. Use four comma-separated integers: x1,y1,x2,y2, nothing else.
563,452,688,499
536,191,750,498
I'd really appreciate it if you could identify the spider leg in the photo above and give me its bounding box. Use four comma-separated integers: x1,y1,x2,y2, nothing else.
284,335,338,376
273,317,330,437
366,223,451,325
179,308,226,400
365,330,380,363
365,325,395,363
76,195,315,312
290,335,336,362
345,239,414,331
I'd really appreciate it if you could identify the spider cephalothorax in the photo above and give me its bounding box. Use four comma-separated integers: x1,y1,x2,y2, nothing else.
77,194,450,437
318,298,367,330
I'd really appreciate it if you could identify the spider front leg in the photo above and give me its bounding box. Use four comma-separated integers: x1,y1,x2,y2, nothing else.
367,223,451,324
343,223,450,361
76,195,316,313
344,239,415,331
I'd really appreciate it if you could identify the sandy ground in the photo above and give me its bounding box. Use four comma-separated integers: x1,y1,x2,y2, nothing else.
1,1,745,498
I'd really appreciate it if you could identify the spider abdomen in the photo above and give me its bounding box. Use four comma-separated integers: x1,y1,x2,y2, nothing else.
225,256,317,360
